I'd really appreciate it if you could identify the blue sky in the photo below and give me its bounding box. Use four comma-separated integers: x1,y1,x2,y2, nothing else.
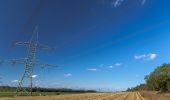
0,0,170,91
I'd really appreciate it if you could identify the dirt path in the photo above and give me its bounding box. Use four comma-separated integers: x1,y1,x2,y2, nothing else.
126,92,135,100
114,92,145,100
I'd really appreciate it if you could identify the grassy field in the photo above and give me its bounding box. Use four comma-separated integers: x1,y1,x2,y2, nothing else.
0,91,170,100
0,92,145,100
0,92,82,97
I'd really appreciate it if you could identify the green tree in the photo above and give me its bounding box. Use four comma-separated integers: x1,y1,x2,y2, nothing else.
145,63,170,91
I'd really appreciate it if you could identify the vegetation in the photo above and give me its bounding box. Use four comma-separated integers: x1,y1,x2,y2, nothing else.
0,86,96,92
127,84,148,91
0,86,96,93
145,63,170,92
0,86,97,97
0,86,16,92
127,63,170,92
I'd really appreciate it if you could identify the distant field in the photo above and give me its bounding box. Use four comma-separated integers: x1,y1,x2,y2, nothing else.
0,92,170,100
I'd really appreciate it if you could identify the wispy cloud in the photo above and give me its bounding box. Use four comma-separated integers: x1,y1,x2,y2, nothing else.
108,65,114,68
87,68,98,71
141,0,146,5
115,63,122,67
88,63,123,71
32,75,38,78
11,80,18,83
64,73,72,77
52,82,60,85
108,63,123,69
99,64,104,68
134,53,157,60
111,0,124,8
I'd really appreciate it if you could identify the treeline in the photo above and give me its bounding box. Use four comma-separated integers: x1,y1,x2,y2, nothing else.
32,87,97,93
0,86,97,93
127,84,148,91
127,63,170,92
0,86,16,92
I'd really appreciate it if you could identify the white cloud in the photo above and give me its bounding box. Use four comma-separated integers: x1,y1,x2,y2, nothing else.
112,0,124,8
11,80,18,83
115,63,122,67
134,53,157,60
87,68,97,71
141,0,146,5
64,73,72,77
108,65,114,68
149,54,157,60
108,63,123,69
32,75,38,78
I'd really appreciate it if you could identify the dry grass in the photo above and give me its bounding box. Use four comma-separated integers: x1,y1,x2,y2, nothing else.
140,91,170,100
0,92,147,100
3,91,169,100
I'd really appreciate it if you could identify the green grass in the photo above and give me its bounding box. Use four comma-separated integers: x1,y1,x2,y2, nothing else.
0,92,15,97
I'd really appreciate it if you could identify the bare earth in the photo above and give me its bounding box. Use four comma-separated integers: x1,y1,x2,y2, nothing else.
0,92,146,100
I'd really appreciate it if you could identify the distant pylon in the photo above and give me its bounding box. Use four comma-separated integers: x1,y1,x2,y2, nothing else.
1,27,55,96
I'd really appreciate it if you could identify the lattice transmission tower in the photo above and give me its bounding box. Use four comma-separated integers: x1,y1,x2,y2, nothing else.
0,27,55,96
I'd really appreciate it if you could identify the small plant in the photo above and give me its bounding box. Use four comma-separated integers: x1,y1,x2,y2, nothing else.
56,92,60,95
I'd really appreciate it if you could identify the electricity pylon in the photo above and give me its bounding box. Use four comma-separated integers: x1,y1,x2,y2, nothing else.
0,27,55,96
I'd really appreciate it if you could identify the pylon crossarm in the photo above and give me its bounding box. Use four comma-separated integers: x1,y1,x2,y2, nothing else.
35,62,57,68
3,58,27,65
15,42,30,47
37,43,55,52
